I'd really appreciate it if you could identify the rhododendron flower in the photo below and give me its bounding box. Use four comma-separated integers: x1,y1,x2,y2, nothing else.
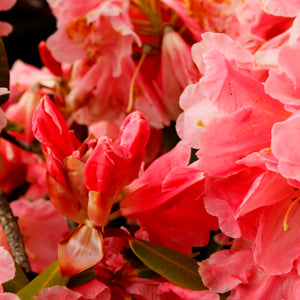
34,286,82,300
177,32,290,176
0,90,46,195
32,95,150,276
157,282,219,300
256,0,300,17
158,27,199,120
0,0,16,36
92,234,163,299
0,246,15,292
120,142,218,253
0,198,69,273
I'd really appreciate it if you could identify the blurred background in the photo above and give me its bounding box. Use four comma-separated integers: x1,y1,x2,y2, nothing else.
0,0,56,68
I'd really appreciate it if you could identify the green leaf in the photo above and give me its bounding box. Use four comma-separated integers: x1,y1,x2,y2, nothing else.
17,260,70,300
129,239,206,291
3,262,30,293
67,268,96,289
0,37,9,105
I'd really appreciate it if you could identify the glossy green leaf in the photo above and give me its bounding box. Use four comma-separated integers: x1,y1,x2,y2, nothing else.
3,262,30,293
0,37,9,105
129,239,206,291
67,268,97,289
17,260,69,300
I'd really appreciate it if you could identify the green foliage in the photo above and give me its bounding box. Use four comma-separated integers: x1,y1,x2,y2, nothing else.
67,268,97,289
16,260,69,300
129,238,206,291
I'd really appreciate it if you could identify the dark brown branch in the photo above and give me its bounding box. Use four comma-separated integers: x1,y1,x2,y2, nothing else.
0,131,43,158
0,190,31,273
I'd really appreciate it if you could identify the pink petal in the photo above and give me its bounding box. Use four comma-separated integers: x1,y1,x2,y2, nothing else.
0,247,15,284
0,0,16,11
272,113,300,182
72,278,111,300
58,224,103,276
198,249,254,293
254,199,300,275
34,286,81,300
157,282,219,300
256,0,300,17
10,199,69,273
0,294,20,300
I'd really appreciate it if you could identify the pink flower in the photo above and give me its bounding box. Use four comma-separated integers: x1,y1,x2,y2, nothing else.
120,142,218,253
264,44,300,106
93,234,163,300
0,0,16,36
34,286,81,300
198,249,254,293
177,32,290,176
0,199,69,273
157,282,219,300
72,279,110,300
33,95,150,275
0,247,15,291
256,0,300,17
46,0,139,76
271,112,300,185
0,90,47,196
158,27,199,120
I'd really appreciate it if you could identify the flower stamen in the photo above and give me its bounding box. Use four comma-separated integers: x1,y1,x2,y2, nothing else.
126,44,152,114
283,197,300,232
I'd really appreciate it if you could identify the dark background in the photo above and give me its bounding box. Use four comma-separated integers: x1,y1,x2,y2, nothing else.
0,0,56,68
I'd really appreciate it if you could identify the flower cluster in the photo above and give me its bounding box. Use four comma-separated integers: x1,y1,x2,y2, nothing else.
0,0,300,299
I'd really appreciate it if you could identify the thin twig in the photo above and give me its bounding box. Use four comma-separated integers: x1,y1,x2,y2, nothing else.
0,131,43,158
0,190,31,273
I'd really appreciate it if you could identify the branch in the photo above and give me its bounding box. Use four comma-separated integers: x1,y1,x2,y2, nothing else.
0,131,43,158
0,190,31,273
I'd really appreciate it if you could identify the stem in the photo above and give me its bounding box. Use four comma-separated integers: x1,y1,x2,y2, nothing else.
126,44,152,114
1,131,43,158
0,190,31,273
107,210,121,223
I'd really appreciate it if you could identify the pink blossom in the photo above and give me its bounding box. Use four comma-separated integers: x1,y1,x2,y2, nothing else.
199,242,300,299
0,0,16,36
264,44,300,106
33,95,151,275
66,55,168,128
46,0,139,76
0,247,15,290
157,282,218,300
72,279,110,300
0,199,69,273
158,27,199,120
0,294,20,300
271,112,300,185
120,142,218,253
93,234,162,299
34,286,81,300
177,32,290,176
0,90,46,196
256,0,300,17
198,249,254,293
253,197,300,275
84,110,150,226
